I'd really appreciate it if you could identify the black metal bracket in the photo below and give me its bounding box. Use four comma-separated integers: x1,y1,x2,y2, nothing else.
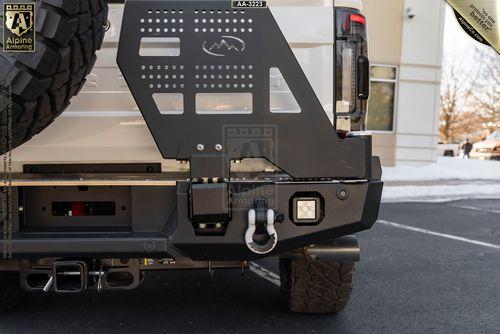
117,0,371,180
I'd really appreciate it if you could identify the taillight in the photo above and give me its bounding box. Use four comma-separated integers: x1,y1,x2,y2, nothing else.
350,14,366,25
335,8,369,131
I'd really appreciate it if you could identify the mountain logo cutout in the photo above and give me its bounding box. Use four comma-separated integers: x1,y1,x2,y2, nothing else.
202,36,246,57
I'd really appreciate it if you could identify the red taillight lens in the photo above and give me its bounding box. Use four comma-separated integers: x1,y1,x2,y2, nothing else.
350,14,366,25
336,8,369,131
341,13,367,35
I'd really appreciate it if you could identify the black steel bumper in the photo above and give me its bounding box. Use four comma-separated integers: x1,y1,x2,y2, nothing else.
1,179,382,261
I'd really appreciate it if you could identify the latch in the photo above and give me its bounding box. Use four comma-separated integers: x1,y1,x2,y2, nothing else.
189,152,231,233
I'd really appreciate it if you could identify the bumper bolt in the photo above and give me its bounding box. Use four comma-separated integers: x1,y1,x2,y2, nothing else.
143,240,156,252
337,189,349,200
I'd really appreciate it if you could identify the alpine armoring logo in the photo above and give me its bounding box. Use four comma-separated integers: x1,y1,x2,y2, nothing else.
3,3,36,52
202,36,246,57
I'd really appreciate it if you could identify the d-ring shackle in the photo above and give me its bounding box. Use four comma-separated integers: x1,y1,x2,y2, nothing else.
245,209,278,254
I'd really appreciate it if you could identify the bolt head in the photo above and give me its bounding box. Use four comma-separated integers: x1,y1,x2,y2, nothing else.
337,189,349,200
143,240,156,252
215,144,223,151
196,144,205,152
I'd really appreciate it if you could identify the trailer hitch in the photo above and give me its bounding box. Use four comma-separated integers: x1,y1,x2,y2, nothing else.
40,265,134,293
48,260,89,294
245,198,278,255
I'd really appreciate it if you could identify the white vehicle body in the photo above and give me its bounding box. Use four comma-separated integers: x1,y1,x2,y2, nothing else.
5,0,362,172
471,131,500,160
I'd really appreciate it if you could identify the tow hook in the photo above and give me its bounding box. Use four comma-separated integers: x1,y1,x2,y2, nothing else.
245,198,279,255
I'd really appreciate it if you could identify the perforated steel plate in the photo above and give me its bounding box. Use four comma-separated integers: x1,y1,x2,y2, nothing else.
117,0,369,179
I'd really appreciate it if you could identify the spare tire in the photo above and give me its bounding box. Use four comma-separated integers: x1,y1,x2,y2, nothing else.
0,0,108,154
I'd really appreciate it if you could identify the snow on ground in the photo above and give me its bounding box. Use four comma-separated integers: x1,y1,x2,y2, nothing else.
383,157,500,182
382,183,500,203
382,158,500,203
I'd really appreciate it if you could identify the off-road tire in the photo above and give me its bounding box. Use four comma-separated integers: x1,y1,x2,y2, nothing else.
279,258,355,314
0,272,21,311
0,0,108,154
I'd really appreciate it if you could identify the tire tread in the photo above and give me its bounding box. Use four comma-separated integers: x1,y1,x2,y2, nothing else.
280,258,355,314
1,0,108,153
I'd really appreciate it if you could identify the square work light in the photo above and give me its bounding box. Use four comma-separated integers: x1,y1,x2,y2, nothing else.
292,197,321,224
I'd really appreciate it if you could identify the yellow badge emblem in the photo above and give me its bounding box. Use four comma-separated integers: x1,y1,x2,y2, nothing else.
3,3,36,52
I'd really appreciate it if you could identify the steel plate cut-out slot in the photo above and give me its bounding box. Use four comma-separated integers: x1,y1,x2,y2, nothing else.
270,68,301,113
153,93,184,114
139,37,181,57
195,93,252,114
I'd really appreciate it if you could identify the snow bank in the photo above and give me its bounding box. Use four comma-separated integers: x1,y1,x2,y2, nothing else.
383,157,500,182
382,183,500,203
381,158,500,202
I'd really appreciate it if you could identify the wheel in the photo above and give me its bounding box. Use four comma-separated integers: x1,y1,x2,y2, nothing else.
0,272,22,312
0,0,108,154
279,258,355,314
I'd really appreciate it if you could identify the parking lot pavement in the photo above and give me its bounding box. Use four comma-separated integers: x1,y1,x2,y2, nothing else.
0,199,499,334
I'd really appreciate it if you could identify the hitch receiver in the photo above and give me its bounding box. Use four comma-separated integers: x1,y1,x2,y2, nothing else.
52,261,88,294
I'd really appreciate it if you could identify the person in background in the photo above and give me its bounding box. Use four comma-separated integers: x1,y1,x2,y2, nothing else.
462,138,473,159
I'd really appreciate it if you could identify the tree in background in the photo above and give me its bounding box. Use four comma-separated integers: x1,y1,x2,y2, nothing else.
473,47,500,139
439,54,480,143
440,47,500,143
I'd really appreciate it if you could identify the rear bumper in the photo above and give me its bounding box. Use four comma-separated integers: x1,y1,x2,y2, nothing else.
1,179,383,261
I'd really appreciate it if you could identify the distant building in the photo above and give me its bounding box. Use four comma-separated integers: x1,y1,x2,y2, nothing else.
364,0,446,166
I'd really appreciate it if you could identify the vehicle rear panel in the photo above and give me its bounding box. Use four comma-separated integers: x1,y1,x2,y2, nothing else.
6,0,339,172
